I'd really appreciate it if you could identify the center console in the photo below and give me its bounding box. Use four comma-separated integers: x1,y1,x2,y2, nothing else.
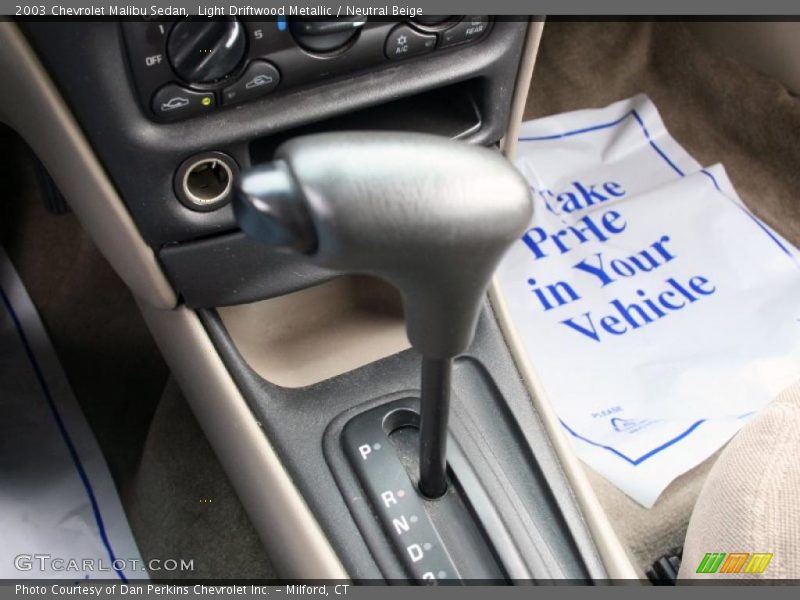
20,17,610,582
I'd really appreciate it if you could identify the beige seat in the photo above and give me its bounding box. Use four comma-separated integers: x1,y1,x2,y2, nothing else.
679,380,800,579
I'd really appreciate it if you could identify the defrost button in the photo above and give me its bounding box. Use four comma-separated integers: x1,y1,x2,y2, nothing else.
440,16,490,48
222,61,281,106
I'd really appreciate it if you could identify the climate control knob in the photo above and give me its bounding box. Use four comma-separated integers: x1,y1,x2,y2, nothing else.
167,18,247,84
290,17,367,53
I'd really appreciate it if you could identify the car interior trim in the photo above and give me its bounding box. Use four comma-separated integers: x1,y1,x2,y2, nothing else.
137,300,349,579
0,22,177,310
2,15,635,581
490,18,640,580
217,276,411,389
500,18,544,160
489,283,640,580
0,18,347,579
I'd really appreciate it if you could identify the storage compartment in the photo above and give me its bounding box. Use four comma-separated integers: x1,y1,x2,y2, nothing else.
216,275,409,388
249,80,484,163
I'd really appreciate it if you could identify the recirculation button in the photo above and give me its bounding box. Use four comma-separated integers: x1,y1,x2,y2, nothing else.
151,83,215,121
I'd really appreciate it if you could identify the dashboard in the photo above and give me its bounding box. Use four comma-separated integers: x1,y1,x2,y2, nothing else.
125,17,491,122
22,17,528,308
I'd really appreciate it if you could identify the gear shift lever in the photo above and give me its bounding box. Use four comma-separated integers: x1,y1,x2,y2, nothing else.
234,132,532,498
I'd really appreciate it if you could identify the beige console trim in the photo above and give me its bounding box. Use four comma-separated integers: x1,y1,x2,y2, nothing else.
493,19,640,580
219,276,409,388
0,22,176,309
501,18,544,160
138,301,348,579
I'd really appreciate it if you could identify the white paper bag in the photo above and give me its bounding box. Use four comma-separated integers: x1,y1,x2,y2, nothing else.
496,95,800,507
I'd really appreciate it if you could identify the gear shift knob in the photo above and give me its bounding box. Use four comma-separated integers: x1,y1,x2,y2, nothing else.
235,132,532,497
236,132,532,357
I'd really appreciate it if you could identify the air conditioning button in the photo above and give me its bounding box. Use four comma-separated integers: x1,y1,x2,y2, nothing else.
385,24,436,60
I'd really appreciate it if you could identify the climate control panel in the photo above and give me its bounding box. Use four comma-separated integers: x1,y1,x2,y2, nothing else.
122,17,491,122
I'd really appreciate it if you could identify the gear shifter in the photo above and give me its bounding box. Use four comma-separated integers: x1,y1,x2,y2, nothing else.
234,132,532,498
